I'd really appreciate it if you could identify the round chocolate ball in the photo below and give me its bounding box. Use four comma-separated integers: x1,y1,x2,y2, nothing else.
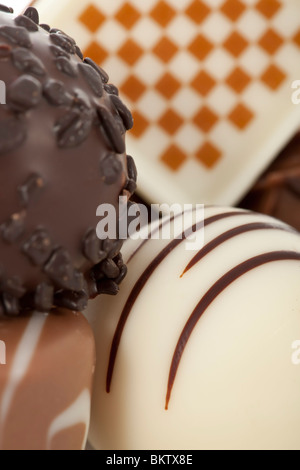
0,6,136,315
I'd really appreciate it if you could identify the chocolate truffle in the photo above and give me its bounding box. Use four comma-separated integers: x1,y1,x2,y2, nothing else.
0,6,136,315
240,132,300,231
0,308,95,450
86,206,300,450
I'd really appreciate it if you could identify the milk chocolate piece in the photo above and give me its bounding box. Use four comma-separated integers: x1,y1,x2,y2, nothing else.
0,8,135,315
240,132,300,231
0,308,95,450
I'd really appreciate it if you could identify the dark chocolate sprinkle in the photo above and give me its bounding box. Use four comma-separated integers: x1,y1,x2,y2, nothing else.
55,56,77,77
1,211,26,244
83,229,107,264
50,44,70,59
104,84,119,96
125,179,137,194
100,259,120,279
54,290,88,311
0,43,11,58
2,292,20,316
110,94,133,130
0,5,13,13
18,173,45,206
50,29,75,44
100,153,123,185
15,15,38,32
102,239,123,260
126,155,137,182
43,79,72,106
73,89,90,111
0,117,26,154
22,228,53,266
55,109,93,148
78,62,103,97
40,24,50,32
97,279,119,296
12,47,46,76
50,32,76,54
44,247,84,291
97,105,125,154
84,57,109,83
114,264,127,285
75,45,83,59
0,25,31,48
23,7,39,25
9,75,42,110
34,282,54,311
2,276,26,298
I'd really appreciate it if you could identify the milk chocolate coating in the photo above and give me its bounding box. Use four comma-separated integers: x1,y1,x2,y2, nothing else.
0,8,136,315
240,132,300,231
0,308,95,450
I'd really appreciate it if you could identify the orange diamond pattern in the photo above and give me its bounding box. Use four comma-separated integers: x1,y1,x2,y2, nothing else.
194,107,218,133
223,31,248,57
228,103,254,130
161,145,187,171
155,73,181,99
226,67,251,93
189,34,213,61
255,0,281,19
159,109,184,135
221,0,246,21
261,64,286,90
77,0,298,178
118,39,143,66
115,3,141,30
185,0,210,24
196,142,222,169
79,5,105,33
259,29,283,55
151,1,176,27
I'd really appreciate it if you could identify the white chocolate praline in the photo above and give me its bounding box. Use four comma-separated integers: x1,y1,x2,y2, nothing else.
85,206,300,450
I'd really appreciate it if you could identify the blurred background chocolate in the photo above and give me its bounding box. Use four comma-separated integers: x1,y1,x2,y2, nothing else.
240,130,300,231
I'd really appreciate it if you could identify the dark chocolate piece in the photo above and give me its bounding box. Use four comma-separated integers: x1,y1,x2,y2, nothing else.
2,292,20,316
110,95,133,130
83,229,106,265
104,84,119,96
0,5,13,13
15,15,38,32
1,211,26,244
97,105,125,154
12,47,46,76
43,79,72,106
18,173,45,206
84,57,109,83
34,282,54,311
9,75,42,110
78,63,103,97
0,25,31,48
54,290,88,311
55,109,93,148
75,45,83,59
39,24,50,32
22,228,53,266
2,276,26,298
55,56,77,77
100,153,123,185
50,32,75,54
23,7,39,25
97,279,119,296
44,247,84,291
49,44,70,59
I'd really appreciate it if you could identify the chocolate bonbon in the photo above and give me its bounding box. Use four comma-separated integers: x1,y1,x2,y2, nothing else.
86,206,300,450
0,308,95,450
240,132,300,232
0,6,136,315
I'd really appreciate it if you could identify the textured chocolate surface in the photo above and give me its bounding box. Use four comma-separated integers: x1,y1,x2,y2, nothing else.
240,131,300,231
0,7,136,315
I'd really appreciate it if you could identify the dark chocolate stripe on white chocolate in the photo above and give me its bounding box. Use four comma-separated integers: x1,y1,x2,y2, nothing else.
181,221,296,277
107,210,249,393
166,251,300,409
